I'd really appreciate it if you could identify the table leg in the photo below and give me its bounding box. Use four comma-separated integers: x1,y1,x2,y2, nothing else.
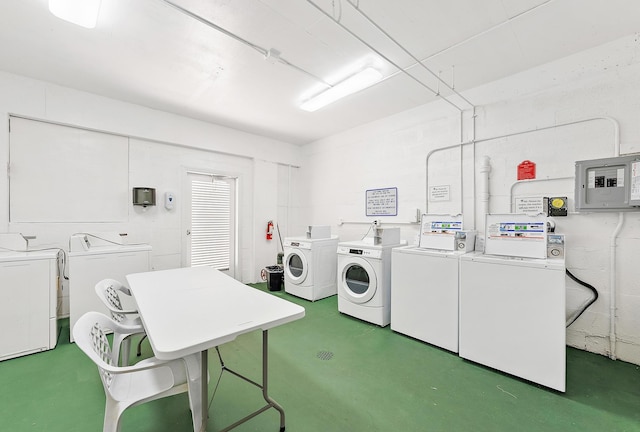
201,349,208,432
262,330,286,432
216,330,286,431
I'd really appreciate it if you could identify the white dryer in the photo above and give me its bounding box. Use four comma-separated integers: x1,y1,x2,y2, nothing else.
336,231,403,327
283,236,339,301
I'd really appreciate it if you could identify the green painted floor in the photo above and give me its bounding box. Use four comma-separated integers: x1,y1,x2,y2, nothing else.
1,283,639,432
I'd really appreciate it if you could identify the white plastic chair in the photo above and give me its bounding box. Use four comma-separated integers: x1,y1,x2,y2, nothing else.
94,278,146,365
73,311,204,432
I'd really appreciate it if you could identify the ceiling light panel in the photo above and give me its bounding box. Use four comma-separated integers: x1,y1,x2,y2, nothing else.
49,0,102,29
300,67,382,112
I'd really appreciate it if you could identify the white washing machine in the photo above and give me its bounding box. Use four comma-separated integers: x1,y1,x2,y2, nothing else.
0,249,59,361
458,214,566,392
337,228,403,326
391,215,475,352
68,233,151,342
283,235,339,301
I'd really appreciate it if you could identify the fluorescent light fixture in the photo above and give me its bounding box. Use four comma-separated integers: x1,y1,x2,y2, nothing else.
49,0,102,29
300,67,382,112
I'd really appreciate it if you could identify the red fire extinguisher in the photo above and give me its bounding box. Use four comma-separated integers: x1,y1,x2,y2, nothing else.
266,220,274,240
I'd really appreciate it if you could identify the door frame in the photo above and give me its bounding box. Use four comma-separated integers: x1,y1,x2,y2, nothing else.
181,168,239,278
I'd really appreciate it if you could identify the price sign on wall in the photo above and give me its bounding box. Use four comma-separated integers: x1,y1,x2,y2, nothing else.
366,187,398,216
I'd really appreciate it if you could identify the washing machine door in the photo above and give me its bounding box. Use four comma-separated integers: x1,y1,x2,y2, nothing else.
340,257,377,304
285,249,308,284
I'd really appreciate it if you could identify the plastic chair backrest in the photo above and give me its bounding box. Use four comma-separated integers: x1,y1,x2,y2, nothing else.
89,320,115,388
73,311,203,432
104,284,126,323
95,279,132,323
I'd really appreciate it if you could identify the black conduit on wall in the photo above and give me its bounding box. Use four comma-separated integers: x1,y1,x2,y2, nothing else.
566,269,599,327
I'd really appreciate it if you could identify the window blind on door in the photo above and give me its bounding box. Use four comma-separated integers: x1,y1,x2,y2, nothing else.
191,178,231,269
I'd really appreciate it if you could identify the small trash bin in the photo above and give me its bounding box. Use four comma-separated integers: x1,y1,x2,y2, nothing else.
265,265,284,291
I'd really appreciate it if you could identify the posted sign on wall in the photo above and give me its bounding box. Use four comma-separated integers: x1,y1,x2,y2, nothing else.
366,187,398,216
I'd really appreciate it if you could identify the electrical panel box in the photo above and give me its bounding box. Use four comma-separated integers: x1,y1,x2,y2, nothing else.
575,155,640,211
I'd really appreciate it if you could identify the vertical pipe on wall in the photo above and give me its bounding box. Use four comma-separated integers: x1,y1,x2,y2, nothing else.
478,156,491,236
609,122,622,360
609,212,623,360
471,107,477,230
459,110,464,216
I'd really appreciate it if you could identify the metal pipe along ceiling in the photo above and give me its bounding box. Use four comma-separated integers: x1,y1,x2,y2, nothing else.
158,0,333,89
306,0,466,112
343,0,475,109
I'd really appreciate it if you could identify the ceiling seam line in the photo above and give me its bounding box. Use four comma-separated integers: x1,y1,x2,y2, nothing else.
159,0,332,88
412,0,556,66
306,0,464,112
346,0,475,109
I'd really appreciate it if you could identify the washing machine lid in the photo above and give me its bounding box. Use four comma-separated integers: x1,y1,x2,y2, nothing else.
284,249,309,283
393,245,461,258
0,249,59,262
339,256,378,304
461,252,564,270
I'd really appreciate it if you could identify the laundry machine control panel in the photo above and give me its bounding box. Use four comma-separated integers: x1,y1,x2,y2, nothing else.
547,234,565,259
455,231,476,252
284,240,311,250
337,246,383,259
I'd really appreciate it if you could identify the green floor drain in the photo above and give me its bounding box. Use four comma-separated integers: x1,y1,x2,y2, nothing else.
317,351,334,360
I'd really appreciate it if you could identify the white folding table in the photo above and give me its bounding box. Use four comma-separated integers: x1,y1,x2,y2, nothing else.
126,266,305,432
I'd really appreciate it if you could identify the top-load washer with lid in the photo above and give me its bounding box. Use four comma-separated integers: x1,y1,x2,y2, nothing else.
391,214,475,352
283,226,338,301
0,246,59,361
68,233,151,342
458,214,566,391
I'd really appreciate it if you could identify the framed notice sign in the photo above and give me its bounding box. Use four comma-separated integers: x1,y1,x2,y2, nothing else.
366,187,398,216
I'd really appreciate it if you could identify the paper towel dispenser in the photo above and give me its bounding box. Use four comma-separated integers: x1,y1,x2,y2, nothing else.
132,187,156,207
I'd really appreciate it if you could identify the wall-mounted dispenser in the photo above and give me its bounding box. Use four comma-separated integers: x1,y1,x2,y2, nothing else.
165,192,175,210
132,187,156,207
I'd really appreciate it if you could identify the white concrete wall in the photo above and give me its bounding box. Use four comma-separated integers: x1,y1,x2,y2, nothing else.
302,34,640,365
0,71,304,316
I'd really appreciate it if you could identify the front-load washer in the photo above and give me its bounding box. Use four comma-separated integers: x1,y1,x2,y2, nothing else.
336,236,403,327
283,236,339,301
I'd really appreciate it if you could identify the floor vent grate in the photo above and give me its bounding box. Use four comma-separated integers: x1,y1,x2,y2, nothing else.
316,351,334,361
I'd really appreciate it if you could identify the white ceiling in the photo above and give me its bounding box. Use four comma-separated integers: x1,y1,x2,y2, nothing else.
0,0,639,145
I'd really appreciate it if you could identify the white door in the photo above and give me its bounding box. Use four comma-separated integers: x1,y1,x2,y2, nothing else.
183,172,237,277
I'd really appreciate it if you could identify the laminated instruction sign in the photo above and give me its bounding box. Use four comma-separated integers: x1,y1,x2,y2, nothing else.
366,187,397,216
515,196,544,214
429,185,450,202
